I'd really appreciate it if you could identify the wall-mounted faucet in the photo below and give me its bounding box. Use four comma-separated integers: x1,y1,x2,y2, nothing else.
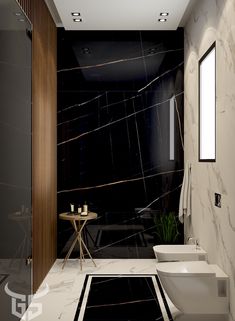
187,236,200,249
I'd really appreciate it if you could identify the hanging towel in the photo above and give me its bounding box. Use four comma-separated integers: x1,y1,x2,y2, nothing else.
179,161,191,223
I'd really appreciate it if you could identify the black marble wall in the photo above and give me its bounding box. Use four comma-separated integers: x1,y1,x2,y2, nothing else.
0,1,32,320
57,29,184,258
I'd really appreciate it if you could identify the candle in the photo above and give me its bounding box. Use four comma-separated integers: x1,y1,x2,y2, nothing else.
70,203,74,212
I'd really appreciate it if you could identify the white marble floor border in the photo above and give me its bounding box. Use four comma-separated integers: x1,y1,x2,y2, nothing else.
20,259,157,321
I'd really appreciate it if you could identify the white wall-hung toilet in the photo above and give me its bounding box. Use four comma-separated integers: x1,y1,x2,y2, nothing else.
156,261,229,314
153,244,207,262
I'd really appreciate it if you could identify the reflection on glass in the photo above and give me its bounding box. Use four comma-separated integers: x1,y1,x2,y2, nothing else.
0,0,32,320
199,43,216,161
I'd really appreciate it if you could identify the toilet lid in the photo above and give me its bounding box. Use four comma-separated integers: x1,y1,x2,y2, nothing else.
156,261,216,277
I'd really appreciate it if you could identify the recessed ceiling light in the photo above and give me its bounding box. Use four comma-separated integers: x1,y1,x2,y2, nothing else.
148,48,157,54
158,18,167,22
82,47,91,54
160,12,169,16
71,12,80,16
15,12,22,16
18,18,25,22
73,18,82,22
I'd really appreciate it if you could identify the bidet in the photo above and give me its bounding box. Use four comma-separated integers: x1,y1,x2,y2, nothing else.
153,244,207,261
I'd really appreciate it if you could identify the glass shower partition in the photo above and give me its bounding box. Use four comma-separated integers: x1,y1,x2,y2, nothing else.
0,0,32,320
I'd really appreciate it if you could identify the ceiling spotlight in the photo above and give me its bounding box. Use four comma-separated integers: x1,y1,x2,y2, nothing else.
73,18,82,22
71,12,80,16
160,12,169,16
18,18,25,22
82,47,91,54
158,18,167,22
15,12,22,16
148,48,157,54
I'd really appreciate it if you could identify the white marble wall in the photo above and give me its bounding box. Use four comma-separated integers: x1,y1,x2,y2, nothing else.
184,0,235,319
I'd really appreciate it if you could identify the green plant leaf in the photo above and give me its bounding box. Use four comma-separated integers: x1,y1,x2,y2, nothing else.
153,211,180,244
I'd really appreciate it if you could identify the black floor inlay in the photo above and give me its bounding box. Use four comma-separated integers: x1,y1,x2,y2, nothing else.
74,275,173,321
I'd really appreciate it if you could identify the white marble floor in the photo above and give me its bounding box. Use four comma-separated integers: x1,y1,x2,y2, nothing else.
20,259,229,321
23,259,158,321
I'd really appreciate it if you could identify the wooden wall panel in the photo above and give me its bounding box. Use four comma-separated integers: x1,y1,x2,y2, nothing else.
17,0,32,21
31,0,57,292
17,0,57,293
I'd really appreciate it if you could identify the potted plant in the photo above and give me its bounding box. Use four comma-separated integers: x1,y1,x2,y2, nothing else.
153,211,180,244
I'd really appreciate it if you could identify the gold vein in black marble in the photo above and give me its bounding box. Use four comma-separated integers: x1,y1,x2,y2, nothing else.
132,99,147,199
93,185,181,252
86,298,156,309
138,61,184,93
93,225,156,253
137,184,182,214
57,91,184,146
57,48,183,73
57,93,142,126
57,169,183,194
58,93,105,114
58,60,183,121
57,110,95,126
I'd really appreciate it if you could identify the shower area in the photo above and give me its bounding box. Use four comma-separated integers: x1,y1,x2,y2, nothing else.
0,0,32,320
57,29,184,258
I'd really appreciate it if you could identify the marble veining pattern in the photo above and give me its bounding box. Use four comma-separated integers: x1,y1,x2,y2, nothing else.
57,169,183,193
137,62,184,93
57,91,184,146
57,30,184,259
20,259,229,321
76,275,171,321
21,259,157,321
184,0,235,320
57,48,184,73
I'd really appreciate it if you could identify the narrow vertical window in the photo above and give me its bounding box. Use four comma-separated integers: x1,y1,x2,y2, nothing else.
199,42,216,161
